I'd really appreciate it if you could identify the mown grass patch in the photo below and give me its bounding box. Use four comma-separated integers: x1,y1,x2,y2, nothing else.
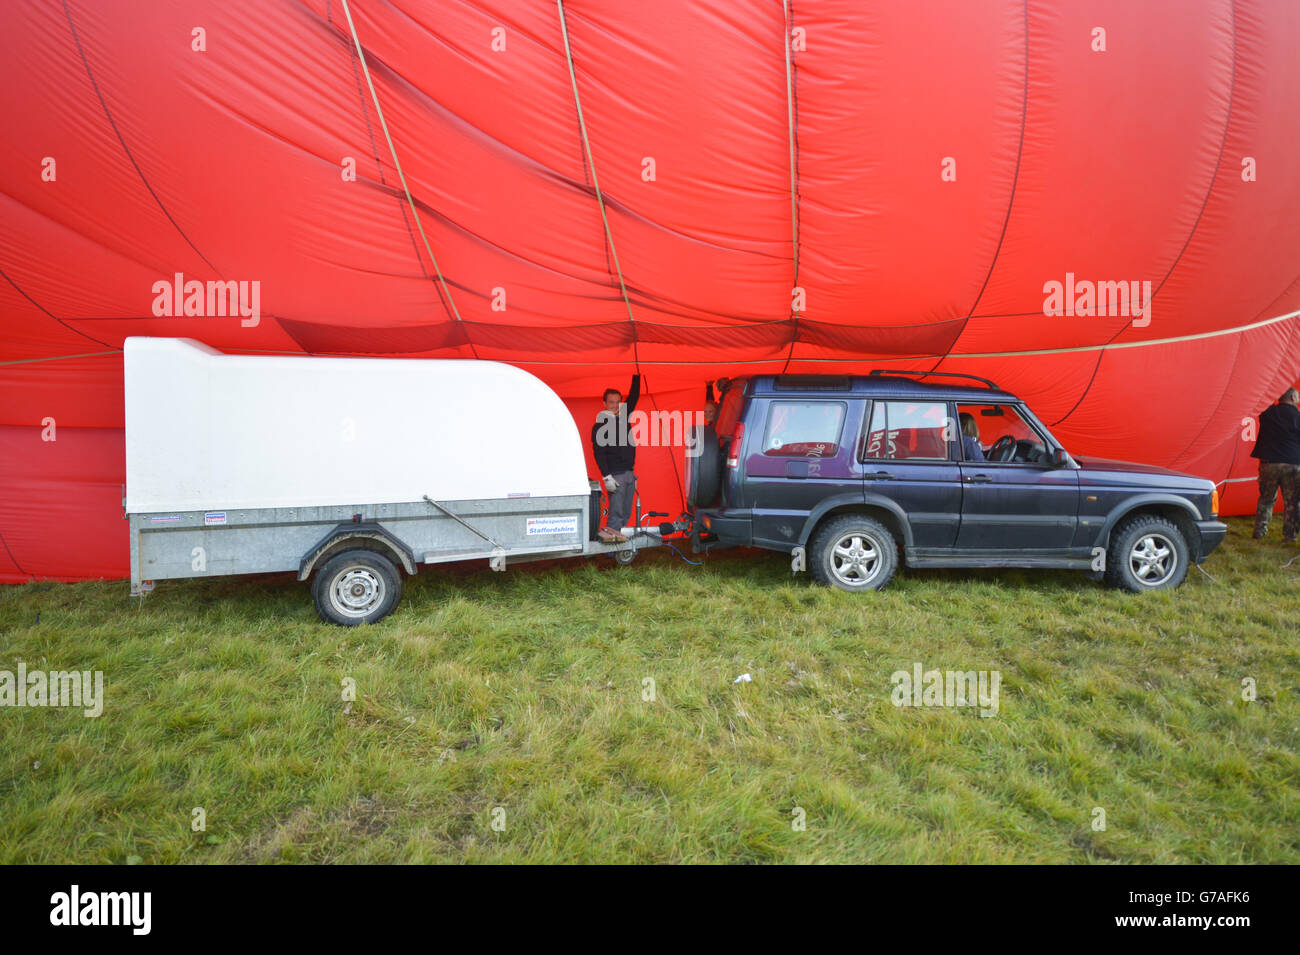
1,517,1296,863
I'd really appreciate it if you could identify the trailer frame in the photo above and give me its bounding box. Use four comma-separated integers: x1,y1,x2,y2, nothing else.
127,486,678,621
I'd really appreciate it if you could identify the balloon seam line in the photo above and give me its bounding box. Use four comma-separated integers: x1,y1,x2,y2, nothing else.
338,0,478,357
1170,329,1244,471
8,310,1292,368
937,0,1031,381
0,528,30,580
494,308,1300,364
0,350,122,367
340,2,437,299
556,0,640,368
0,266,112,350
780,0,801,374
1054,0,1240,428
59,0,220,282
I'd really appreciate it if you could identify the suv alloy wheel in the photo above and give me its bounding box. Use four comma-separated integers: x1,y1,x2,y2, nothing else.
809,513,899,592
1104,515,1190,592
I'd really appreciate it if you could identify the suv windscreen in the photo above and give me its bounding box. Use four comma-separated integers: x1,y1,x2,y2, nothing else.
862,400,952,460
957,403,1049,464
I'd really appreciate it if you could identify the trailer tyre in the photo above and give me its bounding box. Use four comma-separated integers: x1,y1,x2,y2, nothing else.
312,549,403,626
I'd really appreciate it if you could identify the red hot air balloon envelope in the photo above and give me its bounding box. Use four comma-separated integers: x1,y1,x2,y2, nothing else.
1,0,1297,583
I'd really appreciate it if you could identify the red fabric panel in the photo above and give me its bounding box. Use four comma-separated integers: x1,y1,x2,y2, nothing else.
2,0,1299,581
0,425,126,583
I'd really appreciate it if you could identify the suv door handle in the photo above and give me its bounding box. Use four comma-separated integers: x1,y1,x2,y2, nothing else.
965,474,993,484
866,471,895,481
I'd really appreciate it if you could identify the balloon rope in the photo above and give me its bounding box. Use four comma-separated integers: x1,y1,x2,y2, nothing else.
779,0,801,374
13,307,1291,370
338,0,476,356
0,351,121,366
556,0,640,371
489,307,1300,365
940,308,1300,359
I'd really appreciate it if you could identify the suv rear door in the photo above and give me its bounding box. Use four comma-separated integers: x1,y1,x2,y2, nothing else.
745,397,868,549
859,398,962,548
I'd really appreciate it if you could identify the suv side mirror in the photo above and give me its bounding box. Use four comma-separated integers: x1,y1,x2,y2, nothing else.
1047,447,1068,468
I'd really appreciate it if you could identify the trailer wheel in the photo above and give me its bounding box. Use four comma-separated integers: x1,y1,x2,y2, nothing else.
613,548,637,566
312,549,403,626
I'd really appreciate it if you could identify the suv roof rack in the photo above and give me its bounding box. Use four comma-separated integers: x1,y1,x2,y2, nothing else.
867,369,1001,390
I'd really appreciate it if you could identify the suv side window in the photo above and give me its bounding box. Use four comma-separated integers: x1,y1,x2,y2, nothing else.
956,403,1050,464
862,400,952,461
760,400,846,457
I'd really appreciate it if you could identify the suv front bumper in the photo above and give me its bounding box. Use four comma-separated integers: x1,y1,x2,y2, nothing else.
1194,518,1227,562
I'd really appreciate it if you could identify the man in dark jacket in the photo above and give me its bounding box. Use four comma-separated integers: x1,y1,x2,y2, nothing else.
1251,387,1300,542
592,374,640,542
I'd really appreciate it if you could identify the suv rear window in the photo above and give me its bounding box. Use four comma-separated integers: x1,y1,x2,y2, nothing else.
862,400,951,460
761,400,846,457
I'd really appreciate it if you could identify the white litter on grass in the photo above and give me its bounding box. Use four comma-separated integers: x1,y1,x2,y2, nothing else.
733,673,752,684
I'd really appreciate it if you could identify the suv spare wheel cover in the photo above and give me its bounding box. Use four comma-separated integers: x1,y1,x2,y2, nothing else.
686,423,721,507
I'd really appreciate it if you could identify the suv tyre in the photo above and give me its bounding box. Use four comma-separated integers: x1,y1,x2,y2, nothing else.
809,513,898,592
1104,514,1190,592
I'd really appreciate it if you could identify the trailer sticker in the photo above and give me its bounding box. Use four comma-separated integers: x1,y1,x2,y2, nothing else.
526,515,578,536
204,511,227,526
149,515,181,523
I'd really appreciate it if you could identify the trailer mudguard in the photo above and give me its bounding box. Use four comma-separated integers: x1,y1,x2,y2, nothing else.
298,522,418,581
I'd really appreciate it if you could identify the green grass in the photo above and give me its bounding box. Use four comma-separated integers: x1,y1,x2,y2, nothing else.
1,517,1297,863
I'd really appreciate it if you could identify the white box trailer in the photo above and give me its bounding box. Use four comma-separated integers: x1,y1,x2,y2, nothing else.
124,338,676,624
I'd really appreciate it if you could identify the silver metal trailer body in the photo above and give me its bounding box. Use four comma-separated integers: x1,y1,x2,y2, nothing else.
128,490,668,624
123,337,675,624
129,493,661,595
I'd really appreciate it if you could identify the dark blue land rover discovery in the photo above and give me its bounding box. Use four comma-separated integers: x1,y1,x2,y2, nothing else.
685,371,1227,593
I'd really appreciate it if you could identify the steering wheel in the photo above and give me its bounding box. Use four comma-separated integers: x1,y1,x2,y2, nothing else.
989,434,1017,462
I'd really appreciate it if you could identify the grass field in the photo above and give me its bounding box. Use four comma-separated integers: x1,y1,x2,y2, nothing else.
1,516,1297,864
